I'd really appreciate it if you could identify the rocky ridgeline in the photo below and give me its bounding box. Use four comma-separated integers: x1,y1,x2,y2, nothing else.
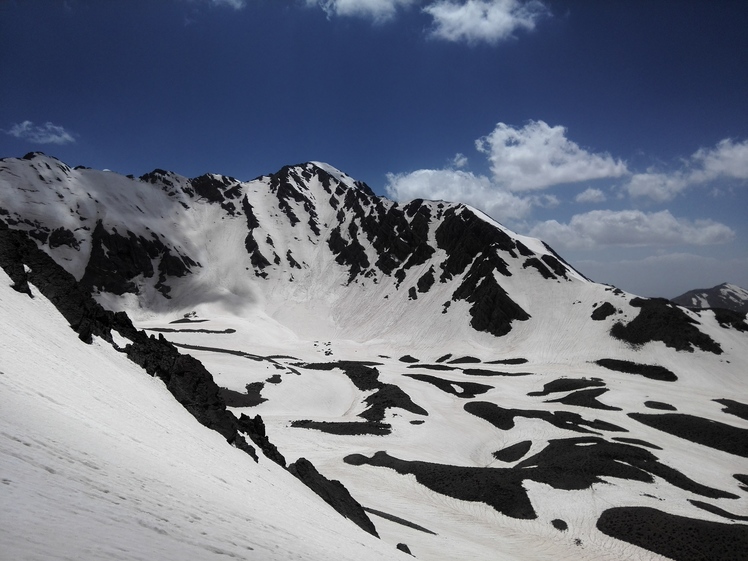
0,221,377,536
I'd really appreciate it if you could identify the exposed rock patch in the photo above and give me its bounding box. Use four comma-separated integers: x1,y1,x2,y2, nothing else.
288,458,378,537
610,298,722,354
597,506,748,561
630,412,748,458
595,358,677,382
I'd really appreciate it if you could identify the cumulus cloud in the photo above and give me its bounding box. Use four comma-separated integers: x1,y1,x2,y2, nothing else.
476,120,628,191
625,138,748,201
424,0,547,45
385,168,536,222
690,138,748,182
307,0,418,21
529,209,735,250
6,121,76,145
575,187,606,204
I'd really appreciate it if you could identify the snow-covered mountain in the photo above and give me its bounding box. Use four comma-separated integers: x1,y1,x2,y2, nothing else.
1,152,747,561
672,282,748,313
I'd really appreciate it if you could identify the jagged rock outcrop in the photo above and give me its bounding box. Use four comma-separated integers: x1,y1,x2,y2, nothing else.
288,457,379,538
0,220,260,461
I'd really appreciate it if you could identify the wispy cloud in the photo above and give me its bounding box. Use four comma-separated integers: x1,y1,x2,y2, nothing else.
575,187,606,204
424,0,548,45
529,209,734,250
307,0,418,22
625,138,748,202
477,120,628,191
5,121,76,145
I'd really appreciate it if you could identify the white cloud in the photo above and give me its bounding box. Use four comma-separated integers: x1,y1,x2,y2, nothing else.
6,121,76,145
424,0,547,45
385,168,536,222
211,0,246,8
625,138,748,201
624,172,688,203
575,187,606,204
529,209,735,250
451,152,468,168
476,120,628,191
183,0,246,9
307,0,417,21
690,138,748,182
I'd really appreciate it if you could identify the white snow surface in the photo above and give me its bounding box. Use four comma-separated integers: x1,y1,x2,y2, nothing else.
2,154,748,560
0,271,410,561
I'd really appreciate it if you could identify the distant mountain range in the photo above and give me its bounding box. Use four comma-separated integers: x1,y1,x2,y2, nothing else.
1,152,747,561
672,282,748,313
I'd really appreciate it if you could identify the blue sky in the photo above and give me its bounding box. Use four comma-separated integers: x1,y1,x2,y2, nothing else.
2,0,747,298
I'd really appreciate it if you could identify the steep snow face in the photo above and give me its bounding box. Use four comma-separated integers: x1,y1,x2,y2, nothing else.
672,282,748,313
2,153,599,349
0,269,410,561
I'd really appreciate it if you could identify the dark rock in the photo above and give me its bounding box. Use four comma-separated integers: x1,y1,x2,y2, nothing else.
0,222,268,465
219,383,267,407
540,254,568,278
465,401,626,434
688,499,748,522
416,265,435,293
551,519,568,531
363,508,437,535
595,358,677,382
447,356,481,364
399,355,419,363
461,368,532,377
48,227,79,249
236,414,286,466
288,458,378,537
644,401,677,411
611,297,722,354
485,358,528,365
493,441,532,462
396,543,412,555
591,302,616,321
611,437,662,450
714,398,748,421
302,361,427,421
546,388,621,411
344,451,538,520
241,197,271,275
405,373,493,399
361,384,428,422
290,420,391,436
528,377,605,397
712,308,748,331
630,412,748,458
522,257,555,279
597,506,748,561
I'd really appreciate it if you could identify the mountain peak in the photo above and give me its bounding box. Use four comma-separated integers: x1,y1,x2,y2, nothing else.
671,282,748,313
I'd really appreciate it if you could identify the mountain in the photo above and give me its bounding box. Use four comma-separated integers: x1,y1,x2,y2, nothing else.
672,282,748,313
1,152,748,561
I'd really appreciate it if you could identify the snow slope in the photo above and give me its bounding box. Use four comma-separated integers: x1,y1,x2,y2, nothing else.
0,268,410,561
2,153,748,560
